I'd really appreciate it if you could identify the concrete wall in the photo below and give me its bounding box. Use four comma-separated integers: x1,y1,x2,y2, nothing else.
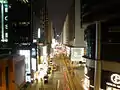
63,14,69,45
68,1,75,45
74,0,85,47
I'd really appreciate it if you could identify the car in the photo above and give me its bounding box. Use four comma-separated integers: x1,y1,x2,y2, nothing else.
53,65,57,71
44,75,48,83
48,67,51,70
47,69,51,74
49,60,53,64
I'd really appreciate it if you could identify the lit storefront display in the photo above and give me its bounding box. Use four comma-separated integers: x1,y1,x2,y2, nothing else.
19,50,31,82
66,46,70,57
84,65,120,90
83,66,90,90
71,47,85,62
31,48,37,71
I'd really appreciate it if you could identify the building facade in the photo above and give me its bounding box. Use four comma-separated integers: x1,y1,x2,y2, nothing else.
0,55,25,90
74,0,85,47
9,0,32,44
82,0,120,90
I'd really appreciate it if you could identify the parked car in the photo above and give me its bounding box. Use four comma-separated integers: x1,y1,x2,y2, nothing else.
47,69,51,74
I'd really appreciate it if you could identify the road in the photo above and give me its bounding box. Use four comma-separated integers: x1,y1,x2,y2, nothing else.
27,55,84,90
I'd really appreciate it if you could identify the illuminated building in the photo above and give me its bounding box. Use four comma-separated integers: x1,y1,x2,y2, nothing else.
61,0,85,65
82,0,120,90
39,0,49,45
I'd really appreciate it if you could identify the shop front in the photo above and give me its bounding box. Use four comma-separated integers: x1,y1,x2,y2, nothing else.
84,65,120,90
70,47,85,67
19,50,31,82
101,71,120,90
83,66,94,90
65,46,70,57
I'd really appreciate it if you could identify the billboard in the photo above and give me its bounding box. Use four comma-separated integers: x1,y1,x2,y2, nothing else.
71,48,84,62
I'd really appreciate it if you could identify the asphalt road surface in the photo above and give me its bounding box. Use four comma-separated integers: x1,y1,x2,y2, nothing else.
27,55,84,90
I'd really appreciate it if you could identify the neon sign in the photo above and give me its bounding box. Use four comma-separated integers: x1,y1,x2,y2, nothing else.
1,2,8,42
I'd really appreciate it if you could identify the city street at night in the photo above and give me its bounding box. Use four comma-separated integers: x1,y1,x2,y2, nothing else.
26,55,84,90
0,0,120,90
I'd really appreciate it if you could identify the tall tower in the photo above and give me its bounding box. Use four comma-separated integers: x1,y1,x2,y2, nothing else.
9,0,32,44
74,0,84,47
39,0,49,45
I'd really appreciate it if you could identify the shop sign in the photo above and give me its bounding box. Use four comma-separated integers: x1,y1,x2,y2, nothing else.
111,74,120,84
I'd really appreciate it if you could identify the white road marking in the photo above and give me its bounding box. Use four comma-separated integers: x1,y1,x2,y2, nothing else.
57,80,60,89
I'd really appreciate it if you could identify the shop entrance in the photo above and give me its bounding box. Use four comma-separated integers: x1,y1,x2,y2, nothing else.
106,86,119,90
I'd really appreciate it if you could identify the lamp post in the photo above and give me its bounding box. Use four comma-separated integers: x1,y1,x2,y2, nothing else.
94,21,101,90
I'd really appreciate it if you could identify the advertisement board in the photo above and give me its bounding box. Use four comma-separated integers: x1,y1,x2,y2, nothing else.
31,58,36,71
71,48,85,62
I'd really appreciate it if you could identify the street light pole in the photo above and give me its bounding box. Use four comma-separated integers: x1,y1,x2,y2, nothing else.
94,21,101,90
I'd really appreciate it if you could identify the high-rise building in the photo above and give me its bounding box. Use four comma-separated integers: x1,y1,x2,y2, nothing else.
39,0,49,45
74,0,85,47
62,1,75,45
82,0,120,90
9,0,32,44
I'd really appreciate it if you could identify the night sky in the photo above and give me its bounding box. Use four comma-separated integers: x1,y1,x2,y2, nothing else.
47,0,73,35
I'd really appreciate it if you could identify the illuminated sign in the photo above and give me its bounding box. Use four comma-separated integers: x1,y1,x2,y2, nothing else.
38,28,41,38
84,66,88,75
4,3,8,41
83,77,90,90
32,48,36,56
111,74,120,84
1,2,8,42
31,58,36,71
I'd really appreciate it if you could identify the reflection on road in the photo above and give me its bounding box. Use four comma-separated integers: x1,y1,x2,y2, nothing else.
28,54,84,90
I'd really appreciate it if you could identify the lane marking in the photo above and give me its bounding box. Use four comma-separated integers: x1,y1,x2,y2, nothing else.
57,80,60,89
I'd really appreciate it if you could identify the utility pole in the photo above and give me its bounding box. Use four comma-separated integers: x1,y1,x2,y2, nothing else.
94,21,101,90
